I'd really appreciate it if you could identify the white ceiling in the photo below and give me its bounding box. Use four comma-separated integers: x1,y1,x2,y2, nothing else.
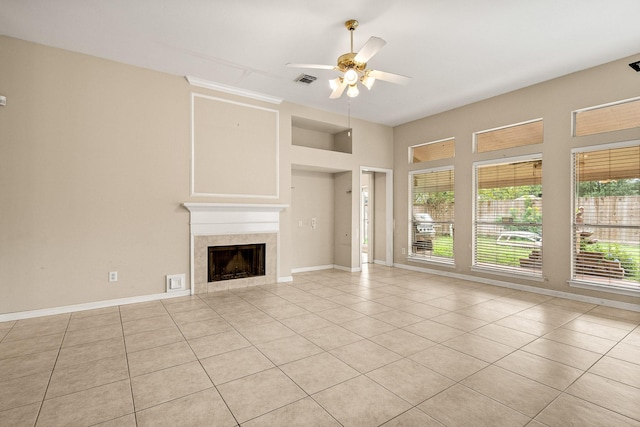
1,0,639,126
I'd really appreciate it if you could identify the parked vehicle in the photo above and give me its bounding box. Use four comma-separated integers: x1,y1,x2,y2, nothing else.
496,231,542,248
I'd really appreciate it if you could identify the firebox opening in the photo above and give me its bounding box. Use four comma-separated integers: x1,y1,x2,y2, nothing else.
208,243,266,282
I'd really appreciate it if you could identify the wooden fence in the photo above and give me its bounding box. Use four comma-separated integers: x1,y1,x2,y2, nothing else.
414,196,639,243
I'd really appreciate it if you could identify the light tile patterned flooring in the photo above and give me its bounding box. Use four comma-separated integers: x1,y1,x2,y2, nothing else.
1,265,640,426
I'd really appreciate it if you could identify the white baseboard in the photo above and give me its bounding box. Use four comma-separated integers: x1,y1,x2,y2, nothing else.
0,290,191,322
333,265,362,273
8,263,636,322
394,263,640,313
291,265,335,274
373,259,392,266
292,264,362,274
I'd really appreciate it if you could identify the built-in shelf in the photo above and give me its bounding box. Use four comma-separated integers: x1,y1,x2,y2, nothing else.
292,116,352,154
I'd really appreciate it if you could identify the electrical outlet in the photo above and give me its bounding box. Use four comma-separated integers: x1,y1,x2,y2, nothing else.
401,248,406,255
108,271,118,282
166,274,186,292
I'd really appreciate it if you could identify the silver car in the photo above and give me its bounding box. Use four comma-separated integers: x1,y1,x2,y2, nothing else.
496,231,542,248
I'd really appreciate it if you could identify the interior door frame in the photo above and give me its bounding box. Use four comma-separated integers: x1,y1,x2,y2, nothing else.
359,166,394,267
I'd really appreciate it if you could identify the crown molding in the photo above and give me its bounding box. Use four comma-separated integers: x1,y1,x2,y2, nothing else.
185,76,283,105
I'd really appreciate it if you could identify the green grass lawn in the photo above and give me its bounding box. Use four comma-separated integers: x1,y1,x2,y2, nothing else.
428,235,639,282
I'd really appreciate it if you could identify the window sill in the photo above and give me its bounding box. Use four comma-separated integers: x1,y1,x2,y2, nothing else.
568,279,640,297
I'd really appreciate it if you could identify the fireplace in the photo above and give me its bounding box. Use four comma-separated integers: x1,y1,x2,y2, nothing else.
208,243,266,282
183,203,287,294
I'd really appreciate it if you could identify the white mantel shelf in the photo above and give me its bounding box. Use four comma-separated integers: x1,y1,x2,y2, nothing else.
183,203,288,213
183,203,288,235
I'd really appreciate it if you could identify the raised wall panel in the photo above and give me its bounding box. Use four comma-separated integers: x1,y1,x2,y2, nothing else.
192,94,279,198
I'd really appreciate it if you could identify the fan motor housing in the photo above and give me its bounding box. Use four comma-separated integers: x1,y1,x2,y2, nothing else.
337,53,366,72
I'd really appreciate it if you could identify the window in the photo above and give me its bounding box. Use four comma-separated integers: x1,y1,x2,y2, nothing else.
475,119,543,153
409,167,454,264
571,142,640,292
410,138,455,163
473,156,543,278
573,97,640,137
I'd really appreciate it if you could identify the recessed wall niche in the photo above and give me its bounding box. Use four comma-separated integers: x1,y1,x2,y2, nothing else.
191,93,279,197
292,116,352,154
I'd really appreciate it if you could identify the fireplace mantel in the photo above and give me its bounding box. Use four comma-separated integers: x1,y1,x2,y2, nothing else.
183,203,287,235
183,203,288,293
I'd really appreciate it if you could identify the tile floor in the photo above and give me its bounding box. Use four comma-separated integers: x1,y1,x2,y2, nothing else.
1,265,640,426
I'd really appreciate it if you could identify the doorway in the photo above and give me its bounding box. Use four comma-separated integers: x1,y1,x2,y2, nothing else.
361,172,372,264
360,167,393,268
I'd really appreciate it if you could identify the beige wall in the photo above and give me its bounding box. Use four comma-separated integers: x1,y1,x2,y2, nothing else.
0,36,394,315
291,170,335,269
0,36,191,314
393,53,640,305
291,127,334,151
6,33,634,315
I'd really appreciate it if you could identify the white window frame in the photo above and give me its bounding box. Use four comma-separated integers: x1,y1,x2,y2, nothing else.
568,139,640,296
408,166,455,266
472,154,544,280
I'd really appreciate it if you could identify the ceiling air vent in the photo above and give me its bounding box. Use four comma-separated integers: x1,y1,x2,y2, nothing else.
295,74,317,85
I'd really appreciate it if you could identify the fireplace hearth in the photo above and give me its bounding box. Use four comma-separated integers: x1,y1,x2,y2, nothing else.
208,243,266,282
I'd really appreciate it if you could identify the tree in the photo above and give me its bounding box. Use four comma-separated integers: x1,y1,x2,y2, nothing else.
478,185,542,201
578,179,639,197
414,191,454,221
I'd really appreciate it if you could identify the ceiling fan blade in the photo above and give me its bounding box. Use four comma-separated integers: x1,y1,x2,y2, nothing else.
287,63,336,70
329,79,347,99
368,69,412,85
354,36,386,63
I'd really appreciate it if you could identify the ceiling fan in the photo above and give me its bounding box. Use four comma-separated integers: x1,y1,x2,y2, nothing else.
288,19,411,99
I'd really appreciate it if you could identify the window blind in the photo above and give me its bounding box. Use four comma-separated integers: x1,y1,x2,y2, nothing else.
574,98,640,137
411,138,455,163
572,144,640,290
409,168,454,264
475,120,543,153
473,157,543,277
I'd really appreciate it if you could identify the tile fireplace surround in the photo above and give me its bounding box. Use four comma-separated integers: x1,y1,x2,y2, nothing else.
183,203,288,294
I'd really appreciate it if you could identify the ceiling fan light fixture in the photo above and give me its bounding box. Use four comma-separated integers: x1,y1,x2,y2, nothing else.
361,73,376,90
288,19,411,100
347,84,359,98
344,68,359,85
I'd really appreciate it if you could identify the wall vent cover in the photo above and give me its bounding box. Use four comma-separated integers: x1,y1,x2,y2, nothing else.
295,74,317,84
629,60,640,72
